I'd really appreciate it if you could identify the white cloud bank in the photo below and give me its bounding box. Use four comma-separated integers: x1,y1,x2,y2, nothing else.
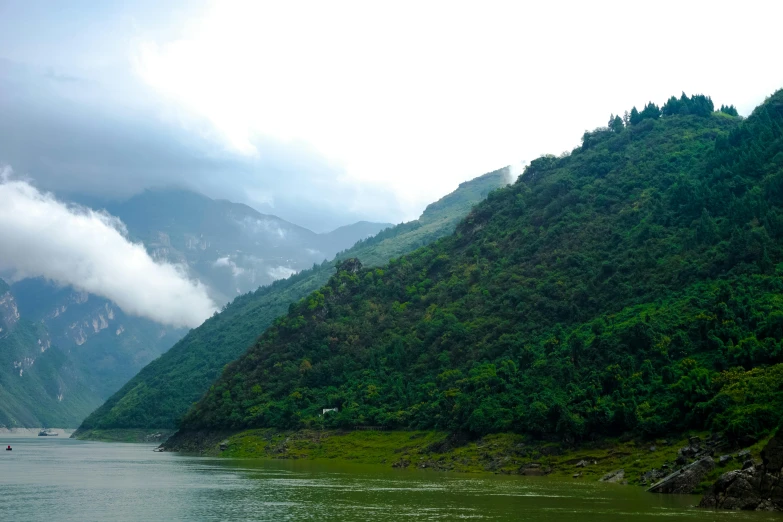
0,168,217,328
213,255,245,277
267,266,297,281
132,1,783,222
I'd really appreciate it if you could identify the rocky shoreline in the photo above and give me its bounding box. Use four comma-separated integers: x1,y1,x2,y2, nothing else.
699,435,782,511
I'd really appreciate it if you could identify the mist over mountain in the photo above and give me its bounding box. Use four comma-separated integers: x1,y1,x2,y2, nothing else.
106,187,392,302
0,174,217,327
0,182,391,427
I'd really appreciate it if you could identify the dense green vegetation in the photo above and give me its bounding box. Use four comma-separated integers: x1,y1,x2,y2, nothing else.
181,91,783,443
74,170,508,435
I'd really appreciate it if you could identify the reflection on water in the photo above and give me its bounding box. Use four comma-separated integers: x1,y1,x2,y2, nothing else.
0,435,781,521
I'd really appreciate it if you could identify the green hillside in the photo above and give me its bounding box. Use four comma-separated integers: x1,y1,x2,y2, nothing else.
180,91,783,442
74,170,508,435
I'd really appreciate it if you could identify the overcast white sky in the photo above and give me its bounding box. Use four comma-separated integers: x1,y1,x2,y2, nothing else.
1,0,782,231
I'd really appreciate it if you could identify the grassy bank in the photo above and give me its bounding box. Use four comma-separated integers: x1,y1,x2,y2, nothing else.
71,428,175,443
165,429,766,492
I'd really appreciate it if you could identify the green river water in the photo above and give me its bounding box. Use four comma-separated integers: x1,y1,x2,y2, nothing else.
1,435,781,521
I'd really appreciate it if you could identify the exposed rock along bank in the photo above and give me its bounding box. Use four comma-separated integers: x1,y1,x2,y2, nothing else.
647,457,715,494
699,435,783,512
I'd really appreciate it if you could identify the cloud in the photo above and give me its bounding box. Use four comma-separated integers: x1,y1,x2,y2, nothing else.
213,256,245,277
0,168,217,328
3,2,783,233
267,266,297,281
0,61,398,232
131,1,783,223
505,161,526,184
236,217,287,239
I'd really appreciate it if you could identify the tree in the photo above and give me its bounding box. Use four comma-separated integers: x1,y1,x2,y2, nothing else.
678,92,691,115
662,95,682,116
608,114,624,133
696,208,719,243
640,102,661,121
721,104,739,117
690,94,714,117
630,107,642,125
662,93,714,118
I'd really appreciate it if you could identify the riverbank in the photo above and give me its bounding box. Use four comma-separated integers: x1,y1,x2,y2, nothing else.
71,428,175,443
0,427,74,437
5,436,751,521
163,429,767,494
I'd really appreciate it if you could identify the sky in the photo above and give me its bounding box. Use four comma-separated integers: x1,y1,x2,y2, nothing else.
2,0,782,232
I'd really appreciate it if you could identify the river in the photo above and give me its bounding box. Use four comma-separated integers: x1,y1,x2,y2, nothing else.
1,435,781,521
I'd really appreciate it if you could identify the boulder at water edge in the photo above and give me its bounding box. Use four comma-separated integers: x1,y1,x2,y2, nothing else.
699,435,783,511
647,457,715,494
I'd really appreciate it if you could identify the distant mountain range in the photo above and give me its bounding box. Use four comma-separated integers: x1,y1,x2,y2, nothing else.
106,189,393,302
0,188,391,428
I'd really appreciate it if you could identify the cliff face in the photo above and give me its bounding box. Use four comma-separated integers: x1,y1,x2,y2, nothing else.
11,279,184,400
0,281,101,428
0,287,20,331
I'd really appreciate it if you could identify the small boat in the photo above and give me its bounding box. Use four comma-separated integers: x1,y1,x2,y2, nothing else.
38,429,58,436
5,445,11,451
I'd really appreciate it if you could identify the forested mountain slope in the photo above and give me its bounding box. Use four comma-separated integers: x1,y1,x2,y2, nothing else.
180,92,783,441
74,170,508,435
